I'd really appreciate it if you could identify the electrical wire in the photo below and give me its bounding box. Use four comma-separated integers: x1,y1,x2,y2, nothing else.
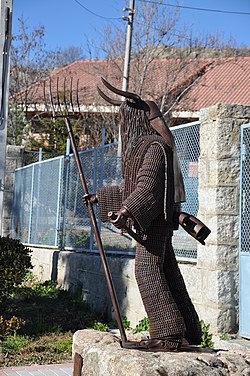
72,0,122,20
137,0,250,16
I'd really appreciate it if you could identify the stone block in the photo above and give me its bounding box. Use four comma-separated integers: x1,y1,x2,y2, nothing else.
4,158,18,172
215,186,239,214
199,126,218,159
198,269,237,309
216,104,250,119
31,247,55,281
4,173,14,190
216,158,240,185
216,215,239,245
199,158,240,188
6,145,24,159
199,214,238,245
179,264,203,304
196,303,237,335
198,187,216,212
216,119,240,159
197,244,239,272
200,104,220,122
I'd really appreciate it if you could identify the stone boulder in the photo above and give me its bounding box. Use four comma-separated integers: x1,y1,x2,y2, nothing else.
72,329,250,376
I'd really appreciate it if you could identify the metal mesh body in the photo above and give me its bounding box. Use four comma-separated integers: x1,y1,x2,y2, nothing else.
135,239,185,343
98,134,201,343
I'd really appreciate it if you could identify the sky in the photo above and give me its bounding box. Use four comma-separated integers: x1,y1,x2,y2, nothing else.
12,0,250,56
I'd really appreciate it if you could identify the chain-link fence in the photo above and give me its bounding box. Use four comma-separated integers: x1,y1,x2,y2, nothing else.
11,122,200,260
240,124,250,254
171,122,200,260
23,148,64,165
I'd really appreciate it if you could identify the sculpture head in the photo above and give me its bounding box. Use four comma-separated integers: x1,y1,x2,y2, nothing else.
97,78,186,204
97,78,174,149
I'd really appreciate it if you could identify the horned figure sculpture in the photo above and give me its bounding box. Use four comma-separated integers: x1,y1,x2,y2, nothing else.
44,76,210,355
91,78,211,351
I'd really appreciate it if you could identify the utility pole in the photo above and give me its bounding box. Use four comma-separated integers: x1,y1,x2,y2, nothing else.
122,0,135,92
0,0,13,235
117,0,135,156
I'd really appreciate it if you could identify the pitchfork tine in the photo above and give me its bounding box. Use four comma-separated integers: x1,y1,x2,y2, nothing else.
56,76,63,116
70,77,74,114
49,78,56,118
76,79,81,113
63,77,69,116
43,80,49,113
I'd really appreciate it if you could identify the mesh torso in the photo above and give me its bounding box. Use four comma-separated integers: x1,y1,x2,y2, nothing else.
97,132,201,345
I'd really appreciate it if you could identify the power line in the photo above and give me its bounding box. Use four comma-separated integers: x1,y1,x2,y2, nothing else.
72,0,122,20
137,0,250,16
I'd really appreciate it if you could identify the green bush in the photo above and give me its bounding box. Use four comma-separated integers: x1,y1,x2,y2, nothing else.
0,315,26,339
2,334,29,354
135,317,150,333
91,321,109,332
0,236,32,303
200,320,214,348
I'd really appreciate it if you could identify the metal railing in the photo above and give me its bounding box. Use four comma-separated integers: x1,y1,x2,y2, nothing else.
11,122,200,260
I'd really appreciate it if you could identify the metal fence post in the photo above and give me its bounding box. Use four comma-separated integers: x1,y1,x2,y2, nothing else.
27,164,35,244
55,156,64,247
38,147,42,162
59,138,70,250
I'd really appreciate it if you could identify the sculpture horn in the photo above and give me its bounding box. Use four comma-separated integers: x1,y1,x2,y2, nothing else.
97,86,122,106
101,77,141,102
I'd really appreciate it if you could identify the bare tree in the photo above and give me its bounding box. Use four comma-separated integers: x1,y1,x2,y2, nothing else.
9,3,245,149
8,18,85,148
86,0,241,121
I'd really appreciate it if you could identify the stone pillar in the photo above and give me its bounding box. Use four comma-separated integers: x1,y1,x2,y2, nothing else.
1,145,24,236
196,104,250,334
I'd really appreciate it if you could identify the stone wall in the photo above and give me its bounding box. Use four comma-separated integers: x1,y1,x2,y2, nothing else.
29,249,203,330
1,145,24,236
194,104,250,334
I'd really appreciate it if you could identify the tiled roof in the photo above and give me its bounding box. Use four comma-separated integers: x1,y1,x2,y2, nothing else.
14,57,250,113
175,57,250,111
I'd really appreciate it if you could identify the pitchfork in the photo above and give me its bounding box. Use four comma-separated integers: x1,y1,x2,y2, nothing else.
43,77,142,350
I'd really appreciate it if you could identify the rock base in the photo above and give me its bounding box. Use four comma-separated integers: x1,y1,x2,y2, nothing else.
72,329,250,375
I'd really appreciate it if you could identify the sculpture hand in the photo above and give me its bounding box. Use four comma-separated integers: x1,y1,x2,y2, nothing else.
108,207,130,229
82,193,98,206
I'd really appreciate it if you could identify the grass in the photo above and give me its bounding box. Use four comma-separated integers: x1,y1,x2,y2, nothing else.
0,280,102,367
0,280,214,367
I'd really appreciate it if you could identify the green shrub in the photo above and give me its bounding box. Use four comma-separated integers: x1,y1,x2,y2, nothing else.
54,337,73,353
220,333,230,341
2,334,29,354
0,236,32,303
91,321,109,332
135,317,150,333
0,315,25,339
31,280,58,297
121,316,131,330
200,320,214,348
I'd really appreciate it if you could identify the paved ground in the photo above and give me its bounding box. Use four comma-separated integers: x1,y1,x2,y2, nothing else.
0,363,73,376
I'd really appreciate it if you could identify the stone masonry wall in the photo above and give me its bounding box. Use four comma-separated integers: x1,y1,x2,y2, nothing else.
1,145,24,236
194,104,250,334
